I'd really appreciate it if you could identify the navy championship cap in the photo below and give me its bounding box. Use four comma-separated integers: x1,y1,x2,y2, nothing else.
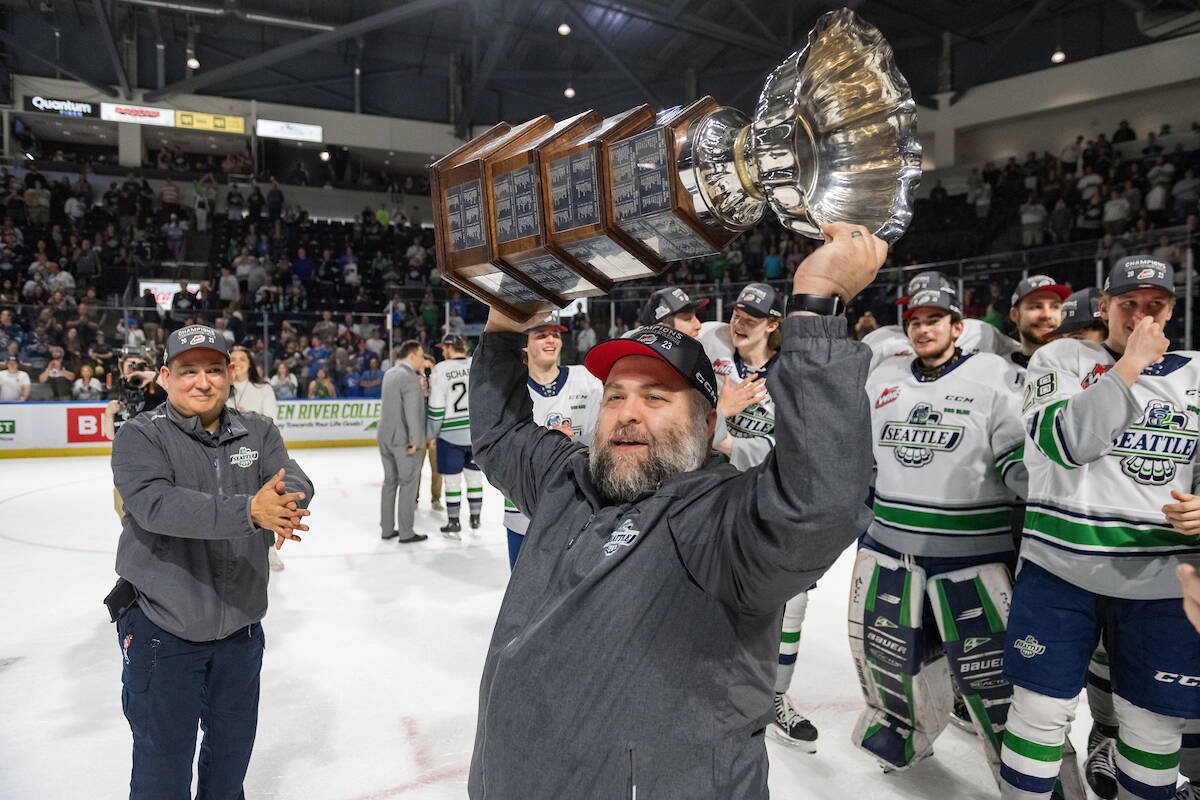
1104,255,1175,297
642,287,710,326
733,282,783,319
1011,274,1072,307
164,324,230,364
902,287,963,321
1050,287,1104,338
528,312,568,333
584,324,718,408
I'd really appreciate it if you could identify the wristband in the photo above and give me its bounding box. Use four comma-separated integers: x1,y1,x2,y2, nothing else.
787,293,844,316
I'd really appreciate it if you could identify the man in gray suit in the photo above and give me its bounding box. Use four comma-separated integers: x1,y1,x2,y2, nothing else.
379,339,429,543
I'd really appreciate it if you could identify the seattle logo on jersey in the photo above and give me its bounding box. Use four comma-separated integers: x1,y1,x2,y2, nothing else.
603,519,640,556
878,403,965,467
1111,400,1198,485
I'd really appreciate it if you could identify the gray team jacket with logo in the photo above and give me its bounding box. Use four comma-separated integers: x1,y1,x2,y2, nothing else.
111,401,313,641
468,315,872,799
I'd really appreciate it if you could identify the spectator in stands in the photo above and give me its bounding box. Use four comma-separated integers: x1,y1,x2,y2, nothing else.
1060,135,1082,176
308,367,336,399
158,178,180,216
291,246,314,287
0,356,30,401
360,357,384,399
255,275,281,310
1172,168,1199,221
266,179,284,221
246,185,264,223
312,310,337,344
575,316,596,358
975,182,992,219
226,184,245,221
1142,131,1164,164
853,311,878,340
445,305,465,338
314,249,339,306
286,161,311,186
72,363,104,401
1096,232,1129,267
217,266,239,309
1152,234,1182,266
1075,192,1104,239
1019,193,1048,247
283,285,307,315
270,362,298,400
1076,165,1103,203
38,355,74,400
1146,175,1170,226
1112,120,1136,143
1102,188,1130,235
163,213,188,261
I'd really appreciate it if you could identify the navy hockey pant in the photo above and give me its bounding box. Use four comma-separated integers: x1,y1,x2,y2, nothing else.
118,605,265,800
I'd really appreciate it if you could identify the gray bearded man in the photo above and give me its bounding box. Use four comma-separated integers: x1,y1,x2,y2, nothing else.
466,223,888,798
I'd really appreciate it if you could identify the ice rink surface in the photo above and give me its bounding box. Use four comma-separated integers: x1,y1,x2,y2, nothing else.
0,448,1097,799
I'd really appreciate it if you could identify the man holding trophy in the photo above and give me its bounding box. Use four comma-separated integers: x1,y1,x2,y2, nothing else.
429,9,923,796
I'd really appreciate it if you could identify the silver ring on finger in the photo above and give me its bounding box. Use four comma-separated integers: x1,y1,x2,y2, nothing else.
850,230,863,238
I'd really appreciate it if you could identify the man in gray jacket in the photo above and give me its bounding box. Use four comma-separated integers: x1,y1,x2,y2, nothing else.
379,339,429,543
109,324,313,800
468,224,887,798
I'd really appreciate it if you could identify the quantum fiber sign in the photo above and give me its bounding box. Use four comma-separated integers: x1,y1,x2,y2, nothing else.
24,95,99,118
101,102,175,127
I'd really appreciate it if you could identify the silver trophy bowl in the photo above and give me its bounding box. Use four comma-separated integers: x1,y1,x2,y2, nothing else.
682,8,922,244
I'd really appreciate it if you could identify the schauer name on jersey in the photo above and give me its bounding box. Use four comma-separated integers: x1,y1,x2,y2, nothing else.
427,357,473,446
866,352,1027,558
1021,338,1200,599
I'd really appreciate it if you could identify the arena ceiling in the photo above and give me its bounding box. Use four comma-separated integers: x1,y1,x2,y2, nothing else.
4,0,1199,133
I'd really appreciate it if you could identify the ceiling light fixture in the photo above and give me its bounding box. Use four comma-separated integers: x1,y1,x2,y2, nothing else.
319,150,331,161
558,22,571,35
1050,49,1066,63
187,56,200,70
563,85,576,99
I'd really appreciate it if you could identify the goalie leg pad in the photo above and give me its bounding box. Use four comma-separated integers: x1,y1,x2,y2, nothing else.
849,546,951,770
928,561,1014,774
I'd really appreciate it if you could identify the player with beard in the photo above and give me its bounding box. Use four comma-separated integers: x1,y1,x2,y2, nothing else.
502,316,603,568
855,287,1027,782
1008,275,1071,383
465,223,886,798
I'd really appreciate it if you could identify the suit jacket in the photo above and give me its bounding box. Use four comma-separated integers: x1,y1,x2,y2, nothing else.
378,362,425,450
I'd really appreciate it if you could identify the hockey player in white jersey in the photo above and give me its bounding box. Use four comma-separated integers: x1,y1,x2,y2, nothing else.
863,271,1021,373
1000,256,1200,800
853,286,1028,782
503,317,602,567
1007,276,1070,381
427,334,482,538
699,282,819,752
640,286,708,338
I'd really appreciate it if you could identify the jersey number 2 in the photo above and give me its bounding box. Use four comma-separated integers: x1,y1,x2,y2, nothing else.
450,381,467,413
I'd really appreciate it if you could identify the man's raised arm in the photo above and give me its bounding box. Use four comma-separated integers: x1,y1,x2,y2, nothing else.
673,224,887,614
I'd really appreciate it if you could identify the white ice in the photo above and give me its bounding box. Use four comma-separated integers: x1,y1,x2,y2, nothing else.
0,449,1097,799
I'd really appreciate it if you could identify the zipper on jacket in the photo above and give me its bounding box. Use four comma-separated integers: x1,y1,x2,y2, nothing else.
568,513,596,549
628,742,637,800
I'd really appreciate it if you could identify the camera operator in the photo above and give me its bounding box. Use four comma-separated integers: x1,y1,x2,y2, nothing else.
102,346,166,441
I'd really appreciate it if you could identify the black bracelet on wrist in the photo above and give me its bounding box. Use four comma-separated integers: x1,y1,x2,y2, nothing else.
786,293,844,316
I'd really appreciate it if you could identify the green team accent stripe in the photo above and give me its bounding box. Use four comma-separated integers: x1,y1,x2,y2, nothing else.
900,569,913,624
975,576,1006,633
996,443,1025,470
467,488,483,494
1036,400,1076,469
1026,509,1196,550
1003,730,1062,762
441,419,471,429
874,500,1012,534
1117,741,1180,771
446,491,462,497
864,722,883,741
780,630,801,644
503,498,517,509
1091,650,1110,666
934,580,958,642
427,407,445,417
966,693,1002,757
865,565,880,614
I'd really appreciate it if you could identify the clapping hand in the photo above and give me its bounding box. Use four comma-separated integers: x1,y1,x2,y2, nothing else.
249,468,311,550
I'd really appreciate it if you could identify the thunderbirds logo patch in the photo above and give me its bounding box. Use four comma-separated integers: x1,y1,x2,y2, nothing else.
878,402,964,467
603,519,640,556
229,446,259,468
1111,400,1198,485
